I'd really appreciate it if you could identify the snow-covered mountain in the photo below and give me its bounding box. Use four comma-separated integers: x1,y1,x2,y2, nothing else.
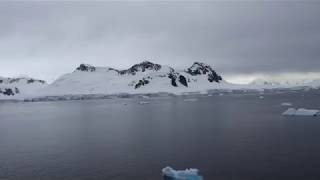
1,61,319,100
0,76,47,98
39,61,227,96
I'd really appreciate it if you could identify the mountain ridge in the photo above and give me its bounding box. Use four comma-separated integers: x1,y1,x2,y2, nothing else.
41,61,224,96
1,61,320,100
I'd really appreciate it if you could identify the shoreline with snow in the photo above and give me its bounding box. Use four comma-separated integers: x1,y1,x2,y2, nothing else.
1,61,319,102
0,87,315,103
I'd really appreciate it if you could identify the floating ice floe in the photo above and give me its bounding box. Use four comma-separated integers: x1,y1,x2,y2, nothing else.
183,98,198,102
139,101,150,105
281,102,293,106
259,96,264,99
162,167,203,180
282,108,320,116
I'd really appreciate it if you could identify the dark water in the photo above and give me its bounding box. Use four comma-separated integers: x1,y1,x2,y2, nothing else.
1,91,320,180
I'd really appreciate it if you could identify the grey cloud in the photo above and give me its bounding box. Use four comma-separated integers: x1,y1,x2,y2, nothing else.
0,1,320,81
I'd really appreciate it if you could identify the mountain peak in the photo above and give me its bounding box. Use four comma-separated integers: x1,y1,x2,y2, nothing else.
186,62,222,83
76,64,96,72
119,61,162,75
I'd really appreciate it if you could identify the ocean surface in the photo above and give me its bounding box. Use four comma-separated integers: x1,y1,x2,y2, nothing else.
1,91,320,180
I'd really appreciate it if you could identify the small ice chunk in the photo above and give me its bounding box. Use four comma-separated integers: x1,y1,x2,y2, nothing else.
282,108,297,116
282,108,320,116
183,98,198,102
139,101,150,105
295,108,320,116
281,102,293,106
162,167,203,180
259,96,264,99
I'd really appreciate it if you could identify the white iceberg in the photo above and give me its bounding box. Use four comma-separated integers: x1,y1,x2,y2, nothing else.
281,102,293,106
162,167,203,180
282,108,320,116
183,98,198,102
139,101,150,105
282,108,297,116
141,95,150,99
295,108,320,116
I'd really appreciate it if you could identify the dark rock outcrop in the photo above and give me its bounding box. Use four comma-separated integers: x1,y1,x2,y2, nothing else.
179,75,188,87
76,64,96,72
15,87,20,94
0,88,15,96
168,72,189,87
120,61,161,75
27,79,35,84
134,78,150,89
186,62,222,83
168,73,178,87
0,77,46,84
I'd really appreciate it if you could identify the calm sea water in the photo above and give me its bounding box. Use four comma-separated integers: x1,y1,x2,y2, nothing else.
1,91,320,180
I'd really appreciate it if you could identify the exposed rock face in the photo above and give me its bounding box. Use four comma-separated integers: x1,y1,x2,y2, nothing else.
0,77,46,97
76,64,96,72
186,62,222,83
27,79,46,84
15,87,19,94
167,72,188,87
134,78,150,89
0,77,46,84
168,72,178,87
0,88,17,96
120,61,161,75
179,75,188,87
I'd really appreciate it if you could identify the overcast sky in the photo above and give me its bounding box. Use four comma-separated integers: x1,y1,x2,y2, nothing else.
0,1,320,83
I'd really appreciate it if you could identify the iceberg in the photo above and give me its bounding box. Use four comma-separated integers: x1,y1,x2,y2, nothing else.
282,108,320,116
281,102,293,106
162,167,203,180
139,101,150,105
141,95,150,99
295,108,320,116
183,98,198,102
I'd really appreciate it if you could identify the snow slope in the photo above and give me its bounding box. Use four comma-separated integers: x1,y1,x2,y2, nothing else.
37,61,231,96
1,61,320,100
0,76,47,99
